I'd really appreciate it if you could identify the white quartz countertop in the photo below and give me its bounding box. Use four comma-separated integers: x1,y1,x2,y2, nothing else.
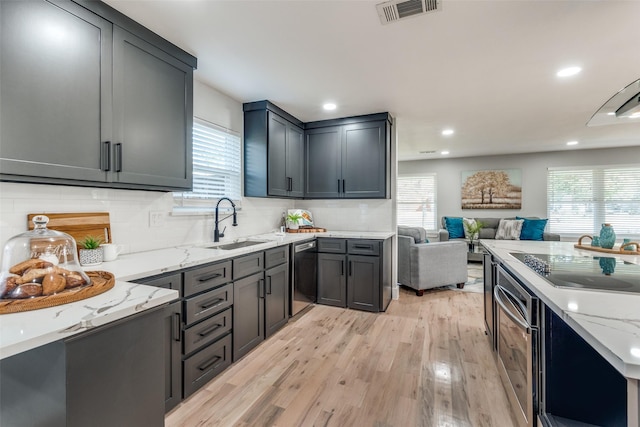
0,230,392,360
482,240,640,379
0,281,178,360
100,230,395,282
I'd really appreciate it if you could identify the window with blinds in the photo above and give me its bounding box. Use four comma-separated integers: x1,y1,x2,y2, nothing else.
174,118,242,211
397,175,437,230
547,165,640,236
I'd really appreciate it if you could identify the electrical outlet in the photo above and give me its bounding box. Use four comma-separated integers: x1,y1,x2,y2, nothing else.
149,211,164,227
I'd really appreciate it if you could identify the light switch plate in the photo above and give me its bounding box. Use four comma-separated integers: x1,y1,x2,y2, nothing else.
149,211,164,227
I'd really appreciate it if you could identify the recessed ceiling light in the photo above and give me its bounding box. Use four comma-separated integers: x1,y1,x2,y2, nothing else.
629,112,640,119
607,112,616,116
566,140,579,146
441,128,454,136
323,103,336,111
441,151,450,155
557,66,582,77
631,348,640,358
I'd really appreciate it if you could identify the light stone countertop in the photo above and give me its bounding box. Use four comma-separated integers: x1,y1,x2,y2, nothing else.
482,240,640,380
0,230,393,360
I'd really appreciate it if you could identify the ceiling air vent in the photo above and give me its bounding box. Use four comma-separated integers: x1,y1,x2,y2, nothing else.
377,0,442,25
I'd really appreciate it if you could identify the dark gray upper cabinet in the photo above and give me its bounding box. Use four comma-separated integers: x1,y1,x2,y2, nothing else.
0,0,112,183
0,0,196,191
305,114,392,199
244,101,305,198
111,27,193,190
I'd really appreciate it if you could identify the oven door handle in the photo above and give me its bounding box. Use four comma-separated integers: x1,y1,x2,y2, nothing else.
494,285,530,333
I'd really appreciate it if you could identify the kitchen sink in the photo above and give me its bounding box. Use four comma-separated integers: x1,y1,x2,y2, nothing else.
206,240,267,250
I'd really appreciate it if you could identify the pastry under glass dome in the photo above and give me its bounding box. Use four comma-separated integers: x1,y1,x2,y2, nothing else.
1,215,91,299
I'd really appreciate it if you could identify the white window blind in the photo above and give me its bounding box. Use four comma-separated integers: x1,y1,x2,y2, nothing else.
174,118,241,211
397,175,437,230
547,165,640,236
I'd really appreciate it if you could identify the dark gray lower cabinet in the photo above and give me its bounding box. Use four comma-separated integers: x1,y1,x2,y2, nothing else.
183,334,232,398
347,255,380,312
0,307,165,427
162,300,183,412
317,253,347,307
317,238,392,312
133,272,182,413
233,272,265,361
265,262,289,338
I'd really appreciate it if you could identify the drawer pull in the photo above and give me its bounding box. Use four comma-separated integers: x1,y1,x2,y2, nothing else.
353,245,371,249
198,355,221,371
198,323,222,337
200,298,225,310
198,272,223,282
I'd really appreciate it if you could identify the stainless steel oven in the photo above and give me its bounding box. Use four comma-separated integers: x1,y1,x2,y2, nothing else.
494,265,540,427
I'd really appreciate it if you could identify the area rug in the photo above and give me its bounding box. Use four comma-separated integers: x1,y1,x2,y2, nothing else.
447,263,483,293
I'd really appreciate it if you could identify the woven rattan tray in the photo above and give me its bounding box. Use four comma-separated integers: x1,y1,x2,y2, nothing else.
0,271,115,314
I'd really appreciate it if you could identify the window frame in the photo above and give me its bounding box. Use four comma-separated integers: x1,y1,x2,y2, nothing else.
396,174,438,231
547,164,640,238
173,117,242,214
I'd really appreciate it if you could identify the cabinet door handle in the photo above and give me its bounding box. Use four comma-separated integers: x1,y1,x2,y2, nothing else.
341,260,344,276
287,177,293,192
198,272,222,282
342,179,345,193
198,355,221,371
338,179,341,193
266,275,272,295
101,141,111,171
173,312,181,342
200,297,224,310
198,323,222,337
114,143,123,172
259,279,265,298
349,261,353,276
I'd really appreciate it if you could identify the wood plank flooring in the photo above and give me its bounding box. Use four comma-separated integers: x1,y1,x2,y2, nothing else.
166,286,518,427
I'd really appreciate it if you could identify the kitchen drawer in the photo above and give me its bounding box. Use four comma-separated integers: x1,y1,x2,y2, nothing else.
347,239,380,256
265,245,289,269
183,333,232,398
184,308,232,356
317,238,346,254
233,252,264,280
184,283,233,326
134,272,182,298
184,260,232,297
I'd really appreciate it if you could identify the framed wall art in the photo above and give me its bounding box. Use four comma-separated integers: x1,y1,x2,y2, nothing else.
461,169,522,209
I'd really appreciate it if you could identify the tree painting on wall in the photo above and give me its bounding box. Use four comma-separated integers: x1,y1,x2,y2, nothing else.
461,169,522,209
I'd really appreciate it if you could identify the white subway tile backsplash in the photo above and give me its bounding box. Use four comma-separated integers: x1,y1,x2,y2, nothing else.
1,182,394,255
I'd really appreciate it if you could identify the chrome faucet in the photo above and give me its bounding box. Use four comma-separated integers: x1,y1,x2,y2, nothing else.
214,197,237,242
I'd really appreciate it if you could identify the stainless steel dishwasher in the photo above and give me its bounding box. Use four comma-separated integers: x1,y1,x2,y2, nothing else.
291,239,317,316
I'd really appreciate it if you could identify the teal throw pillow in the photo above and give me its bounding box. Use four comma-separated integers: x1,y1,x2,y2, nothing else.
444,217,465,239
517,217,548,241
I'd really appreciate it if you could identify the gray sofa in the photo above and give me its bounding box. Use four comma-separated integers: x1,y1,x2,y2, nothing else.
438,216,560,261
397,226,468,296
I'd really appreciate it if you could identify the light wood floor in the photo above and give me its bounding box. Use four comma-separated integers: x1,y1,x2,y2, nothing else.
166,286,517,427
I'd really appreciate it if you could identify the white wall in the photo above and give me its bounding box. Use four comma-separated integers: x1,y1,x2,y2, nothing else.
398,146,640,235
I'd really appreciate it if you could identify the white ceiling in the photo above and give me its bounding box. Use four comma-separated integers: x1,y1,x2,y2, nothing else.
104,0,640,161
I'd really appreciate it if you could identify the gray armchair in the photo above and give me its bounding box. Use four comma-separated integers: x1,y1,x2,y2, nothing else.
397,226,468,296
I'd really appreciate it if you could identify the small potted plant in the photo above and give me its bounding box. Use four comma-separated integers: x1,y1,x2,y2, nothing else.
78,235,104,266
464,220,484,250
286,212,303,230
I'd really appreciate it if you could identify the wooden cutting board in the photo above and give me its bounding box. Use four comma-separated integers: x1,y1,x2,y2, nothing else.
27,212,112,245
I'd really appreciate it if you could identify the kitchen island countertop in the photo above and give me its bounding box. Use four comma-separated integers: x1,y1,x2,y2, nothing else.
482,240,640,380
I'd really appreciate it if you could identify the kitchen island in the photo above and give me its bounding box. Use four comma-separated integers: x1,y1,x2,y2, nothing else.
482,240,640,427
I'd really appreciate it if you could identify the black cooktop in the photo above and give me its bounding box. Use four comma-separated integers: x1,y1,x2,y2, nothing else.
510,253,640,294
